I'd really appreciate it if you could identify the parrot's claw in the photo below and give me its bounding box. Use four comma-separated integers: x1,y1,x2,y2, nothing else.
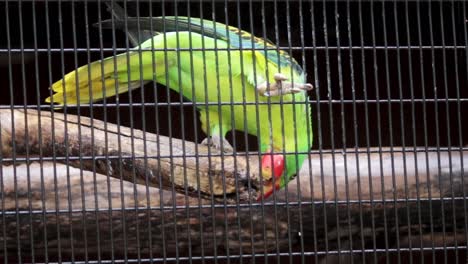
274,73,288,82
256,73,313,97
201,135,234,153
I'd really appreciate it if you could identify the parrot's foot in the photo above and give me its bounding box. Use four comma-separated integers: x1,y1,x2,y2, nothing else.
201,135,234,153
256,73,313,97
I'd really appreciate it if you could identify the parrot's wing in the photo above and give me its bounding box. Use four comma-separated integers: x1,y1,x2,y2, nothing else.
96,15,303,76
149,17,304,76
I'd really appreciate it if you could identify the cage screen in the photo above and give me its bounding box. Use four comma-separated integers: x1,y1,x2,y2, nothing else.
0,0,467,263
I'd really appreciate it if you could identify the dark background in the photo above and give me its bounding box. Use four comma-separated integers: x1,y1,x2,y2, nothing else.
1,1,467,151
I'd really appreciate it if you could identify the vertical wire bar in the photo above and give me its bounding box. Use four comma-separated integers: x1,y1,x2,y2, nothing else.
121,2,143,261
308,2,321,262
184,3,202,263
403,2,424,263
258,1,271,263
141,9,158,256
4,1,22,262
268,1,283,262
439,1,458,261
84,0,102,261
58,1,77,261
0,23,6,256
0,72,6,263
393,2,415,262
0,9,6,252
357,1,378,262
333,1,355,261
258,0,273,207
185,4,206,264
7,5,21,259
222,2,244,263
109,0,129,261
236,1,261,262
133,2,144,262
163,2,178,260
17,1,36,262
32,1,48,255
381,2,401,262
370,1,391,262
269,2,284,207
44,0,63,261
146,1,159,263
322,0,342,261
271,0,288,262
70,1,90,260
284,1,299,262
133,10,152,259
10,2,21,261
297,0,307,262
148,1,168,262
59,1,75,261
218,5,232,261
182,4,193,264
97,1,117,261
416,2,436,263
142,3,156,263
461,1,468,260
381,1,404,263
312,0,330,260
197,5,218,263
172,3,192,263
358,2,377,263
172,7,184,263
208,2,231,260
346,1,366,262
428,2,448,262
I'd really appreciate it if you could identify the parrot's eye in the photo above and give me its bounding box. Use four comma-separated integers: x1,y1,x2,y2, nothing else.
261,153,285,180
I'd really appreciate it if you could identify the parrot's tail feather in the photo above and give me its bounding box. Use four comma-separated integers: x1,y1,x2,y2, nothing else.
46,52,149,106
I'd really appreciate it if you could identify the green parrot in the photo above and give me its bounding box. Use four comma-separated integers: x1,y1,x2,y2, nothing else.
46,13,313,199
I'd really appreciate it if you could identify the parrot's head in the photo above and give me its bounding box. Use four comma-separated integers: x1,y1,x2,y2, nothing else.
257,151,309,201
257,153,285,201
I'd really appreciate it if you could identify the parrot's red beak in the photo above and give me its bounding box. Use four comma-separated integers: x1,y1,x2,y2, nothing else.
258,153,284,201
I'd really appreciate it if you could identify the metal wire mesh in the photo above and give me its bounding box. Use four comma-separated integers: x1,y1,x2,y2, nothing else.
1,0,467,263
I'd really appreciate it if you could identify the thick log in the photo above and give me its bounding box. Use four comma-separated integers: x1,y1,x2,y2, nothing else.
0,109,467,262
2,161,466,262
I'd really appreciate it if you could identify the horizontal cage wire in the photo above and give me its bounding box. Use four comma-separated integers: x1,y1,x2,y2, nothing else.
0,1,467,264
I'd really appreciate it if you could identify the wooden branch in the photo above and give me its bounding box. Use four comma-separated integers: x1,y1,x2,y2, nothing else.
0,109,260,202
286,147,468,202
1,109,467,261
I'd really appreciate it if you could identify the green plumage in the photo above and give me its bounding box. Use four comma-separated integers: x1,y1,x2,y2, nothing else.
47,16,313,191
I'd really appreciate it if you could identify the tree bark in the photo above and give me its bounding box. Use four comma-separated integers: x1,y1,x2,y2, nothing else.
0,109,467,262
0,109,260,202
